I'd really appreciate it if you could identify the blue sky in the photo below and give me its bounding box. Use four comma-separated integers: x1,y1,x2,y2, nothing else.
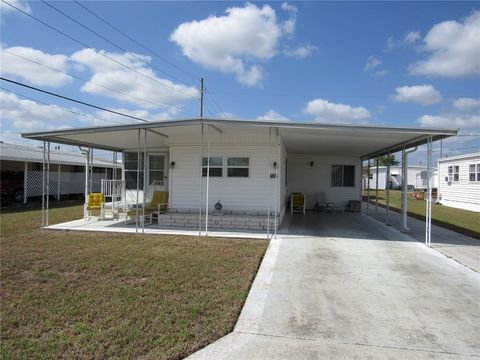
0,1,479,162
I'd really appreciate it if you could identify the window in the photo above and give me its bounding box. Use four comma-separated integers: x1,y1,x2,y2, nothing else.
331,165,355,187
202,157,223,177
149,155,165,185
469,164,480,182
448,165,459,182
124,152,144,189
227,157,249,177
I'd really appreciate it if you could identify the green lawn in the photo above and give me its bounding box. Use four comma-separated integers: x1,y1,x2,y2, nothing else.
364,190,480,238
0,204,268,359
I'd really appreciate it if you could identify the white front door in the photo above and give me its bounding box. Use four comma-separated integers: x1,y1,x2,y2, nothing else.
147,154,168,191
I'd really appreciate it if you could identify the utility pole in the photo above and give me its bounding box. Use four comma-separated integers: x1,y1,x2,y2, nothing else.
440,140,443,158
200,77,204,118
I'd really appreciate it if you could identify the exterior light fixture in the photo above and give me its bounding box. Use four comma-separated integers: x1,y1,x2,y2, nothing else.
310,161,314,167
170,161,176,169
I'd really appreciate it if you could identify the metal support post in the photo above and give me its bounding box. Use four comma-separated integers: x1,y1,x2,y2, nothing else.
366,159,370,214
425,137,433,247
23,161,28,204
386,152,390,226
46,141,50,226
89,147,93,194
42,141,46,227
205,125,210,236
375,157,379,218
136,129,140,233
57,164,61,201
142,129,147,234
198,124,204,235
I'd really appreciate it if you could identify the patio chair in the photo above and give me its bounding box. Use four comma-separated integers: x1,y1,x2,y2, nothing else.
125,191,168,225
84,192,105,220
314,192,327,212
290,192,306,214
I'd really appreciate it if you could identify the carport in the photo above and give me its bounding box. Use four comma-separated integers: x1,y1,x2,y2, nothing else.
22,118,457,245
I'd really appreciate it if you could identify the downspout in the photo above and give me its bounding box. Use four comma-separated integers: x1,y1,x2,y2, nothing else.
401,146,418,232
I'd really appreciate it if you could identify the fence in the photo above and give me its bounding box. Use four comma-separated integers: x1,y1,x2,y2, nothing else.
25,171,108,201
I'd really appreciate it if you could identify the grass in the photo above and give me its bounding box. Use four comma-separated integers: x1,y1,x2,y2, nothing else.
364,190,480,238
0,204,268,359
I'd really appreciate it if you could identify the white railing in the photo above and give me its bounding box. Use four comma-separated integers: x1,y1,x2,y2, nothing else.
101,179,125,200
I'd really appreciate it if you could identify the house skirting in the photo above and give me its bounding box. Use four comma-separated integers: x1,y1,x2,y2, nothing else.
158,210,279,231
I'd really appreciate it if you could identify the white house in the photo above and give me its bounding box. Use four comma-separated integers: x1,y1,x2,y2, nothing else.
21,118,456,235
437,152,480,212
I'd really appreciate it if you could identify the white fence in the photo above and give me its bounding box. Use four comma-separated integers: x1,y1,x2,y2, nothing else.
25,171,107,199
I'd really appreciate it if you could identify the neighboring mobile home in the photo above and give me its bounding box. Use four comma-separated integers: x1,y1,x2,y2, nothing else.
437,152,480,212
21,118,456,235
0,142,119,205
366,165,437,190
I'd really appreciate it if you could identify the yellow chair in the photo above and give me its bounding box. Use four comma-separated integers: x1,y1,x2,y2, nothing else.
84,192,105,220
146,191,169,215
290,192,306,215
126,191,168,225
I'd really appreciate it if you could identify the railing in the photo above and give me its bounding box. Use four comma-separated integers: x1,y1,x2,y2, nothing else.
101,179,125,200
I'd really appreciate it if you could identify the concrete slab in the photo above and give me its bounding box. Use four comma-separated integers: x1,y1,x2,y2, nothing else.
46,218,271,240
364,202,480,272
188,213,480,359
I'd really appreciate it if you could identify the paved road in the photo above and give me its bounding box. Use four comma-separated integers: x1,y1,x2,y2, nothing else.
188,213,480,359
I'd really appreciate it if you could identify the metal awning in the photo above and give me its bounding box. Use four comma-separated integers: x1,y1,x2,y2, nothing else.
22,118,458,159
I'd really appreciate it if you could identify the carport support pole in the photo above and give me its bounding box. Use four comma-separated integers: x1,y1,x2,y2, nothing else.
89,147,93,194
24,161,28,204
401,147,410,232
42,141,46,227
375,157,379,218
142,129,147,234
198,124,204,236
366,159,370,214
46,141,50,226
84,148,89,219
386,152,390,226
425,137,433,247
205,125,210,236
57,164,61,201
135,129,140,233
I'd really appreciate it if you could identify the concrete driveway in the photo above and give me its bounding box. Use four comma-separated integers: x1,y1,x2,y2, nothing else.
188,213,480,359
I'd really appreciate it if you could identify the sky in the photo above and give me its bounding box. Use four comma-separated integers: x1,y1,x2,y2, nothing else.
0,0,479,164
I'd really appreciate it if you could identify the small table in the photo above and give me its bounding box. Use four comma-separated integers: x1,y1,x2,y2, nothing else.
325,202,344,214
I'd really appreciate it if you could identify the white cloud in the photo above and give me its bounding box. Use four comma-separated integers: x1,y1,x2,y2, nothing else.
0,0,31,15
257,110,290,122
453,97,480,113
418,113,479,129
409,10,480,77
0,91,76,132
92,108,176,126
384,36,398,52
283,44,317,58
391,85,443,106
70,48,198,109
364,56,382,71
0,91,172,135
280,2,298,35
170,3,296,86
373,69,389,77
303,99,371,124
218,111,235,118
404,31,421,44
0,46,72,87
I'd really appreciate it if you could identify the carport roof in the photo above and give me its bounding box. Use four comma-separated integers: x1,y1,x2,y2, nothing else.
22,118,457,159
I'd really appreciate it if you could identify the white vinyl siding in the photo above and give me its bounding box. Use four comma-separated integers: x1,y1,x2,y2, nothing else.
437,154,480,212
287,154,362,209
169,145,277,211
